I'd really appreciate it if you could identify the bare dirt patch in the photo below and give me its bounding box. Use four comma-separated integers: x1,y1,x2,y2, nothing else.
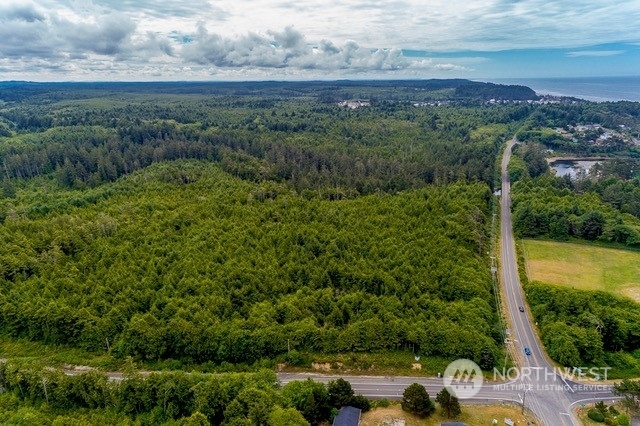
311,362,331,371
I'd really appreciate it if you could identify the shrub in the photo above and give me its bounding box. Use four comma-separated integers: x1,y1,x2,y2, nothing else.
587,408,605,422
616,413,630,426
374,398,390,408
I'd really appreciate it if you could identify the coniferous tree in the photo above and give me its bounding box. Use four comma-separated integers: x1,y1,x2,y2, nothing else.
401,383,435,418
436,387,461,418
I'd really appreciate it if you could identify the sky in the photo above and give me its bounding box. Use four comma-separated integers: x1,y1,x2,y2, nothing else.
1,0,639,81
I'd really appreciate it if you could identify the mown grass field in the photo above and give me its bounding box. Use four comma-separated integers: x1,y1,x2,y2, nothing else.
522,240,640,302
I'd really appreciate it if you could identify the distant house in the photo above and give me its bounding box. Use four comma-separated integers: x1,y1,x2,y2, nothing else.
337,100,370,109
333,406,361,426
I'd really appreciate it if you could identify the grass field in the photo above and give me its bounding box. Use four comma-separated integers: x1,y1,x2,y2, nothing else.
360,402,538,426
522,240,640,302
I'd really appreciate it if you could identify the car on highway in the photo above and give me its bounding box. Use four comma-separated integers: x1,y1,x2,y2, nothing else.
524,347,531,356
519,306,525,312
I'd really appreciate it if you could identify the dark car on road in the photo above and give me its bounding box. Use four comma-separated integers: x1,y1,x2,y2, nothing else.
524,347,531,356
519,306,525,312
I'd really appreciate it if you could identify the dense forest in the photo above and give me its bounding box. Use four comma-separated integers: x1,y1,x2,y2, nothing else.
0,84,533,196
0,81,532,371
511,174,640,246
0,162,501,366
524,281,640,376
1,80,640,422
510,145,640,246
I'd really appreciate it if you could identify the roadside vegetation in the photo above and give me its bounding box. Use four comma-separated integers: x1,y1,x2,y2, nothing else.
0,360,368,425
360,401,537,426
512,110,640,377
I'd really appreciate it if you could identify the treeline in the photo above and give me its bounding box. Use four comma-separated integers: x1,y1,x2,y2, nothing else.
0,360,369,425
0,93,527,194
507,142,550,182
525,281,640,373
0,162,501,368
511,175,640,246
0,79,537,104
454,82,537,101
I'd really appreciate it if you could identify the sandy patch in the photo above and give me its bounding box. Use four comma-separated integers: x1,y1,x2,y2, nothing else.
620,286,640,303
312,362,331,371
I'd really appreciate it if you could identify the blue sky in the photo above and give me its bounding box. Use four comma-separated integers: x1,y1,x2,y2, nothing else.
0,0,639,81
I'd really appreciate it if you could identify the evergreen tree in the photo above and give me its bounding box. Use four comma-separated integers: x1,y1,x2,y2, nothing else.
328,378,354,408
401,383,435,418
436,387,461,418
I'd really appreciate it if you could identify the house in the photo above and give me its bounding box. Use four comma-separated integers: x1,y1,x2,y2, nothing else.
333,406,361,426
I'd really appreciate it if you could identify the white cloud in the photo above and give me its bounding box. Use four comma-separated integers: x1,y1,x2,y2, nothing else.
0,0,638,79
566,50,625,57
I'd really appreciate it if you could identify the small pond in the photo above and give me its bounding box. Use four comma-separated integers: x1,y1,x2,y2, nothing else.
550,160,601,179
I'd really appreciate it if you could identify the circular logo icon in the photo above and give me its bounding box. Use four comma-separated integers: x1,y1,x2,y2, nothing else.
443,358,483,398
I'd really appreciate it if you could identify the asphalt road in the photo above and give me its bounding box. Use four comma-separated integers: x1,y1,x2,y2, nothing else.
499,138,618,424
276,138,619,425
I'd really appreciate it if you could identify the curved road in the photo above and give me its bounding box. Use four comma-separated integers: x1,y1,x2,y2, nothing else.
279,138,618,424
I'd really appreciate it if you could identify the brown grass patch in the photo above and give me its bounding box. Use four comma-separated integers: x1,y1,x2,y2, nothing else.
360,403,538,426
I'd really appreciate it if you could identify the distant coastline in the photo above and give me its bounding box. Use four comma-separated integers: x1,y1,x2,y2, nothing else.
491,76,640,102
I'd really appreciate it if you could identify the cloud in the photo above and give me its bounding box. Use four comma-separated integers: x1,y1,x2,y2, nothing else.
566,50,625,57
181,26,418,71
0,3,45,22
58,14,136,56
2,0,639,80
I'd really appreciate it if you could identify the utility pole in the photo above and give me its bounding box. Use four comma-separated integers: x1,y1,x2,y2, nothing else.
521,388,529,414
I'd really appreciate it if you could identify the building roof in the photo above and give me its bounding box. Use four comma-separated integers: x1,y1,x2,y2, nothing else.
333,406,361,426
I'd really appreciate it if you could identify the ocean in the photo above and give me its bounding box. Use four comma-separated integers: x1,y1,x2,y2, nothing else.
492,76,640,103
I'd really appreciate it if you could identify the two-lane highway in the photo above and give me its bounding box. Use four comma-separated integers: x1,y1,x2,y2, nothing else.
499,138,621,424
501,138,577,424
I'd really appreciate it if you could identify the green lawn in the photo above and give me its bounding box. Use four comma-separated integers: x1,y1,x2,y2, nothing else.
523,240,640,302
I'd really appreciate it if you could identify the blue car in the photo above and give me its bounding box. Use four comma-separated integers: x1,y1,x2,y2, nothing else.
524,347,531,356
